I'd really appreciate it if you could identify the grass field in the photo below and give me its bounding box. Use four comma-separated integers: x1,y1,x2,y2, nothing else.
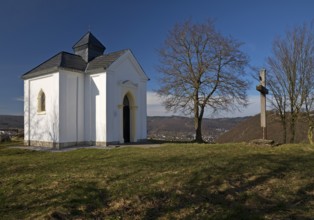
0,141,314,219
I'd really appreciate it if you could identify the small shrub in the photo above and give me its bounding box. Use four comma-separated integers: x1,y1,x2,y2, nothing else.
0,133,11,142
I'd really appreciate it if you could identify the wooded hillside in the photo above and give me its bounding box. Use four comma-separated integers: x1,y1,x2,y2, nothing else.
216,112,309,144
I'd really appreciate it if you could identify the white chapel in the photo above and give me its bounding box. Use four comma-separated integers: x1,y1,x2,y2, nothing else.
22,32,149,148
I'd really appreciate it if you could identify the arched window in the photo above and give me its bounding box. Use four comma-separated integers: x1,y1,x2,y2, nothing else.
37,89,46,112
123,95,130,106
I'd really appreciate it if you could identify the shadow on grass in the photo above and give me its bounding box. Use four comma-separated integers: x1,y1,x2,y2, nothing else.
0,140,23,149
4,182,109,219
2,145,314,219
60,183,108,218
142,153,314,219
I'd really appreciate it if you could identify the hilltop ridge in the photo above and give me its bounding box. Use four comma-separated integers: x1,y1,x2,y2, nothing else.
216,112,309,144
3,114,310,144
147,116,249,142
0,115,23,129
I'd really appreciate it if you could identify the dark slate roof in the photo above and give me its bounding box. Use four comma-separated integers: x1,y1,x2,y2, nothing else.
22,52,87,79
86,50,128,72
72,32,105,50
22,50,128,79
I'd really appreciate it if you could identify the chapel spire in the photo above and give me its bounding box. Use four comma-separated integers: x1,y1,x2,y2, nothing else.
72,32,106,62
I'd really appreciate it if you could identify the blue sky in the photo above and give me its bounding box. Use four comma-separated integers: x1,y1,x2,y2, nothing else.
1,0,314,116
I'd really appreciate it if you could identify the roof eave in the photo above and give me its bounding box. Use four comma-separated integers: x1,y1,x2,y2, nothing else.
127,50,150,81
59,67,85,74
85,67,106,74
21,67,60,80
22,66,86,80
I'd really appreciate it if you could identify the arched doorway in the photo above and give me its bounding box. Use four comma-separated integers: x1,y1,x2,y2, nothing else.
123,95,131,143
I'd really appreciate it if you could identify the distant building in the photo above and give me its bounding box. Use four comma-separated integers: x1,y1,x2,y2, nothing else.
22,32,149,148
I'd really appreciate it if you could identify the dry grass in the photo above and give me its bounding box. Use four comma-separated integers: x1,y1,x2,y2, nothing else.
0,142,314,219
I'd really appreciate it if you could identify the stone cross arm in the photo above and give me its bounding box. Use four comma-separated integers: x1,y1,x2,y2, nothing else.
256,84,268,95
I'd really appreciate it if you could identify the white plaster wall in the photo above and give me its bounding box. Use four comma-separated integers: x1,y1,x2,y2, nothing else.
105,70,118,142
24,80,30,142
59,70,84,143
139,80,147,139
84,73,107,143
105,70,134,143
106,52,148,143
24,73,60,143
84,74,91,142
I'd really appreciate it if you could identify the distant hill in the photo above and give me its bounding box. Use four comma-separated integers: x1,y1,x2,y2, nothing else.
147,116,249,142
0,115,261,142
216,112,309,144
0,115,23,129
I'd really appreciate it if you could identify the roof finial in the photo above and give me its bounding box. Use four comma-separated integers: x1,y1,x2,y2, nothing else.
88,25,91,32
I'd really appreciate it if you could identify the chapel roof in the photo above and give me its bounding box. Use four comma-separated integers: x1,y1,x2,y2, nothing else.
86,50,128,72
72,32,105,50
22,33,128,79
22,52,86,79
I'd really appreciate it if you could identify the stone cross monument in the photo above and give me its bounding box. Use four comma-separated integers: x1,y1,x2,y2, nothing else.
256,69,268,140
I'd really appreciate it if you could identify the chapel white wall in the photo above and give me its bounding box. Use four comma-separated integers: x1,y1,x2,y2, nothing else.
24,73,60,144
84,72,107,143
105,70,118,143
106,53,148,143
59,70,84,143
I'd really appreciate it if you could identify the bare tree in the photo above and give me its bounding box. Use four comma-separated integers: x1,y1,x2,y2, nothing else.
267,23,314,143
268,69,288,143
303,59,314,144
304,91,314,144
157,20,249,143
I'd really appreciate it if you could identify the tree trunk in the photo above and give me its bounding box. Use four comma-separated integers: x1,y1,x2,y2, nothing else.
195,117,204,143
283,125,287,144
308,124,314,145
282,119,287,144
290,114,296,143
279,114,287,144
194,106,204,143
193,90,204,143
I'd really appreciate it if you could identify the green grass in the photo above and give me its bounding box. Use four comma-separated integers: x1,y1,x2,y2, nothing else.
0,142,314,219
